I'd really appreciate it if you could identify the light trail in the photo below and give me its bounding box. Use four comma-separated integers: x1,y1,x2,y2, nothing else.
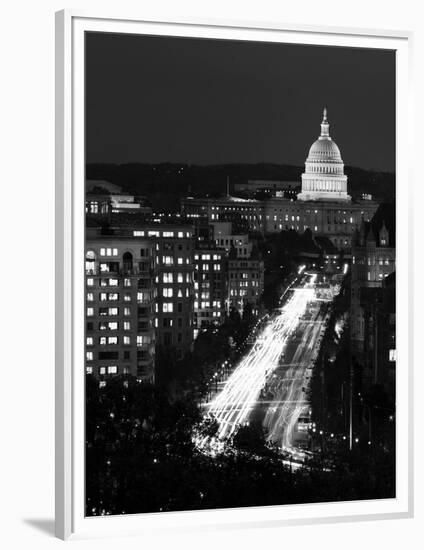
264,282,339,453
263,306,325,451
204,274,317,441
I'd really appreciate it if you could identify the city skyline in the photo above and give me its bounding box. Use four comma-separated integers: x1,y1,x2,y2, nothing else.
86,33,395,172
85,33,396,516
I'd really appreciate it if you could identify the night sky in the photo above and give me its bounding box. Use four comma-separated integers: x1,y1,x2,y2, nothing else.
86,32,395,172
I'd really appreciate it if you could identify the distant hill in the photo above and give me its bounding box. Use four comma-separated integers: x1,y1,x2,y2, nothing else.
86,163,395,211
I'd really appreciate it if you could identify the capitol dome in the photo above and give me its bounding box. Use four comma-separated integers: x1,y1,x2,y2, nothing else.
307,137,343,164
297,108,351,202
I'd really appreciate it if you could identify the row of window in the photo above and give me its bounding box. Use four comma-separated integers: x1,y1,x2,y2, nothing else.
194,301,224,310
97,248,151,258
133,230,192,238
194,253,224,260
195,264,221,271
229,272,261,279
160,256,191,265
86,365,119,375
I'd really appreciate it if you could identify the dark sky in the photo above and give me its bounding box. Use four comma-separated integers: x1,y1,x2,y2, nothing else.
86,32,395,172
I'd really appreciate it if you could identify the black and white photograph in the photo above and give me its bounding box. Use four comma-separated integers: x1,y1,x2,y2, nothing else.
84,32,396,516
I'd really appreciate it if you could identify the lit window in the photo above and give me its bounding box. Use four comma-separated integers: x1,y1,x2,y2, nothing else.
137,291,150,303
108,336,118,345
100,248,106,256
177,257,183,265
163,231,174,238
109,279,119,287
124,307,131,316
389,349,396,362
86,337,93,346
99,367,106,375
163,303,173,313
86,293,94,301
124,278,131,287
86,366,93,374
178,231,184,238
137,335,151,346
163,273,173,283
178,289,183,298
123,336,131,345
133,230,145,237
162,256,173,265
86,307,94,317
86,351,93,361
87,278,94,287
177,273,183,283
123,322,131,330
107,366,118,374
163,288,173,298
124,293,131,302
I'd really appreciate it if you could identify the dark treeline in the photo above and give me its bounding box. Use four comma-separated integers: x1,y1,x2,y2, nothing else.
86,163,395,209
86,374,395,516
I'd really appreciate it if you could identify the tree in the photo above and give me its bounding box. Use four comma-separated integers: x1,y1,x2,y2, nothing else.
232,422,267,454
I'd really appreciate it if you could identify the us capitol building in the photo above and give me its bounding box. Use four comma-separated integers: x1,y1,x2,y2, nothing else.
182,109,379,250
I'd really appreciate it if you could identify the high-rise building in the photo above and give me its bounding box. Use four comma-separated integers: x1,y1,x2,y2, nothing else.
228,246,264,317
85,231,156,382
148,224,195,359
193,245,228,337
114,220,196,360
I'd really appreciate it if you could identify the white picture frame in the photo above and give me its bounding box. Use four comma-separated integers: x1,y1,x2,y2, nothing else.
55,9,413,541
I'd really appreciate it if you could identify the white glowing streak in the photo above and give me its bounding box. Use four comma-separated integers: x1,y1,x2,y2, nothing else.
264,284,340,453
207,275,317,440
264,308,323,450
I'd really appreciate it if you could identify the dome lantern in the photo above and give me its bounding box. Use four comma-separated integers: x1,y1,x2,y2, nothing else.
320,107,330,138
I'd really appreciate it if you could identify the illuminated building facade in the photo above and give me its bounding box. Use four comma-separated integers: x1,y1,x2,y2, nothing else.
193,245,228,336
181,110,379,250
85,232,156,382
228,247,264,317
146,224,195,359
350,220,396,372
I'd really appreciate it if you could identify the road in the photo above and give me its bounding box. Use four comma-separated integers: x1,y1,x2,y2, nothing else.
263,300,328,452
204,273,325,442
198,272,339,457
